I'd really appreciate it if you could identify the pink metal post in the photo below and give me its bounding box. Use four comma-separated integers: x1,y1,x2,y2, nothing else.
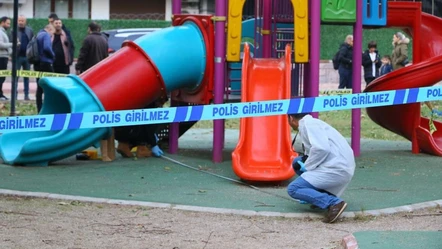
262,0,272,58
168,0,182,154
309,0,320,118
212,0,227,162
351,0,362,156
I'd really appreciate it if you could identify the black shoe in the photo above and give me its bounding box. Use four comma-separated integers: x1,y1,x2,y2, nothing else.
326,201,347,223
24,95,30,101
0,95,8,101
310,204,321,210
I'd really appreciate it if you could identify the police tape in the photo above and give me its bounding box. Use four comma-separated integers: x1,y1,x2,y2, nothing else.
1,85,442,134
0,70,67,78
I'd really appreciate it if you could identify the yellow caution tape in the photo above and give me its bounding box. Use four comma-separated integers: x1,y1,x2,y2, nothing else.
0,70,67,78
0,70,10,77
319,89,352,96
0,70,359,98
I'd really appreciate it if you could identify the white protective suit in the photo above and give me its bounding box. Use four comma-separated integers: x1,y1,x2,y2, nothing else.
298,115,356,197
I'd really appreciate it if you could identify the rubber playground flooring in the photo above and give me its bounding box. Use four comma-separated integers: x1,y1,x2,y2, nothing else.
353,231,442,249
0,129,441,215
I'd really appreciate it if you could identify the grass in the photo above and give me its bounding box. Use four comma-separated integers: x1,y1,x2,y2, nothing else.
0,101,37,116
1,101,441,141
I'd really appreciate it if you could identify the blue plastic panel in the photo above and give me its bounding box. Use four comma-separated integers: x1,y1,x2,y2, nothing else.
363,0,387,26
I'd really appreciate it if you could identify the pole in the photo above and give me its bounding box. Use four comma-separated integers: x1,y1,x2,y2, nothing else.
351,0,363,157
168,0,181,154
213,0,227,163
9,0,19,116
262,0,272,58
309,0,320,118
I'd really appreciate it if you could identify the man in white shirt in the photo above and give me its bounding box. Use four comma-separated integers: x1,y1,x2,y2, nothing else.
362,40,381,85
287,113,356,223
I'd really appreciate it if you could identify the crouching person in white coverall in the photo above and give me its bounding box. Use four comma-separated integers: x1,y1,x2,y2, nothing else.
287,113,356,223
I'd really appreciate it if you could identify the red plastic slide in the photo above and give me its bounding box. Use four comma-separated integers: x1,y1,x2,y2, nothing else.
364,2,442,156
231,44,297,181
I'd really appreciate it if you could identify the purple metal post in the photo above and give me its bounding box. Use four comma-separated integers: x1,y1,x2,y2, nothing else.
309,0,320,118
212,0,227,163
262,0,272,58
303,63,310,97
351,0,362,156
168,0,182,154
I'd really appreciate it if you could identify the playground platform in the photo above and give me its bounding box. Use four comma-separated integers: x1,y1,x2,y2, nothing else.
0,128,441,248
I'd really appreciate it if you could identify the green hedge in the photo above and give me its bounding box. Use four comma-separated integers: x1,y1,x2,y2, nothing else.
24,19,410,60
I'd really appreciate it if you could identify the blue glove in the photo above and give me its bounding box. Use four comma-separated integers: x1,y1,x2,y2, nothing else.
292,156,303,166
151,145,164,157
297,161,307,172
292,156,307,172
154,133,159,143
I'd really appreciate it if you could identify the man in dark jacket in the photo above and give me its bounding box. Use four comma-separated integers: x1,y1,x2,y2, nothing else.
75,22,111,161
362,40,382,85
75,22,108,74
35,24,55,112
52,18,73,74
338,35,353,89
48,13,74,61
16,15,34,100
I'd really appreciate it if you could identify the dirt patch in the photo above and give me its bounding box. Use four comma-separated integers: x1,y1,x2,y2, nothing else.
0,196,441,249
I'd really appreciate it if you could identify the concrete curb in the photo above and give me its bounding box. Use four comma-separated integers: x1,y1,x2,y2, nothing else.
341,234,359,249
1,188,441,220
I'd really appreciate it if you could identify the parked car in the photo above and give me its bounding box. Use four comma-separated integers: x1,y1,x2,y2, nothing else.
101,28,162,55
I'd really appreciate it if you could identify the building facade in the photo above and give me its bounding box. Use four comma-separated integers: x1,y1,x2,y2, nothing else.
0,0,214,20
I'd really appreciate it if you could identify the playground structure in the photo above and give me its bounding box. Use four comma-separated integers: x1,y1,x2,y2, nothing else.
364,2,442,156
0,0,441,181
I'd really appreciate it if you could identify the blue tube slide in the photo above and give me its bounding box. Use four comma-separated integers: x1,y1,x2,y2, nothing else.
0,21,207,166
135,21,207,91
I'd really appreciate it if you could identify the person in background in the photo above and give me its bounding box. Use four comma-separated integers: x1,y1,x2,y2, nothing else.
35,24,55,112
287,113,356,223
0,16,12,100
48,13,74,65
338,35,354,89
75,22,108,74
361,40,381,85
379,55,393,76
16,15,34,100
75,21,111,160
391,32,410,70
52,18,73,74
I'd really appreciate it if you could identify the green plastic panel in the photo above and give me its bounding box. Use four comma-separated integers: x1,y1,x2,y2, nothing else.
321,0,357,23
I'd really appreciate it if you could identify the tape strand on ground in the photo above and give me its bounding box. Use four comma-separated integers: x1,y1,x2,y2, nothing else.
0,86,442,133
161,155,298,202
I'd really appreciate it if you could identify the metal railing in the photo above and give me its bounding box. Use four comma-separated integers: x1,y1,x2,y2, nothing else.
389,0,441,17
109,13,166,20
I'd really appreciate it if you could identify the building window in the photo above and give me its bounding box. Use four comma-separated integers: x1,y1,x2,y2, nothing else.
73,0,90,19
34,0,51,18
54,0,69,18
34,0,91,19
